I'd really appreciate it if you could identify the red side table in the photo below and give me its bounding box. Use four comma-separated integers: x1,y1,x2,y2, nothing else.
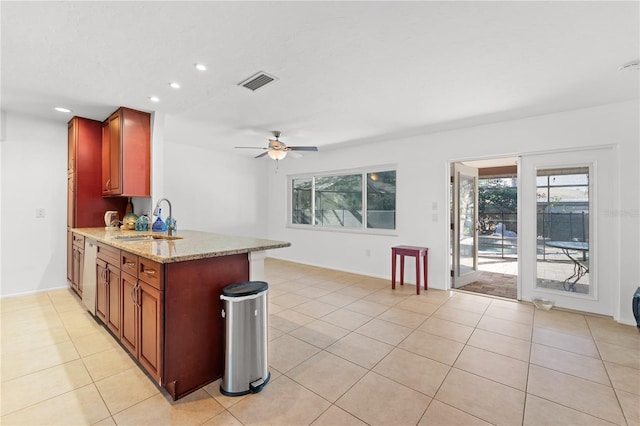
391,245,429,294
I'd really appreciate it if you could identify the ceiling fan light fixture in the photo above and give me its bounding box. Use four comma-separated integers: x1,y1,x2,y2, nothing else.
268,150,287,161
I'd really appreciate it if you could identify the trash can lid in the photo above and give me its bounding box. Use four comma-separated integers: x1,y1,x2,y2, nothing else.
222,281,268,297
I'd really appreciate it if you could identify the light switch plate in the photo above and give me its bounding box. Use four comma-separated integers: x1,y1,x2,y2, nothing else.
36,208,45,218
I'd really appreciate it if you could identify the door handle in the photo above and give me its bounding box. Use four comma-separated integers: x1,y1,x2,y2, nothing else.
135,284,141,308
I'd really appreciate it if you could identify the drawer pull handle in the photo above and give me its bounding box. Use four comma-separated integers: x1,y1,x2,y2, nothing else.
144,269,156,276
125,262,135,267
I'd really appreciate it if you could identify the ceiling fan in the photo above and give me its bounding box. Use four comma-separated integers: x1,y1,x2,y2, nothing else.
235,131,318,160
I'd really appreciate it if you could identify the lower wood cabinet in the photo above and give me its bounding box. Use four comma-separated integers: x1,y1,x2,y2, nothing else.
91,240,250,400
120,272,138,354
96,243,121,338
138,281,162,380
70,233,85,296
121,263,163,382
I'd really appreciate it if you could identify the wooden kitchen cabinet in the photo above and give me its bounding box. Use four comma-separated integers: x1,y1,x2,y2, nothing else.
96,243,121,338
102,107,150,197
108,248,248,400
120,252,163,382
67,116,126,290
68,117,127,227
120,271,138,355
67,230,73,284
138,280,162,381
69,228,287,401
70,233,85,296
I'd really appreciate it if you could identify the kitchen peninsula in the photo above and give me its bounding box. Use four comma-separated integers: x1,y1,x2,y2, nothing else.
72,227,290,400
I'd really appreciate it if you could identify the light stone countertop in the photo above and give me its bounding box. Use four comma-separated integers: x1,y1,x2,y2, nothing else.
72,228,291,263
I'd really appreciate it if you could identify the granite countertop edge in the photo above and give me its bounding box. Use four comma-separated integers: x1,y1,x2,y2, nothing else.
72,228,291,263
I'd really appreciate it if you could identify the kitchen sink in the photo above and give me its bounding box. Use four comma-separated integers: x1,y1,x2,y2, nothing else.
112,234,183,242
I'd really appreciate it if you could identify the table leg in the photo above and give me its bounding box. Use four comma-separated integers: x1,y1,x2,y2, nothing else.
561,248,588,292
423,251,428,291
391,250,396,290
400,255,405,286
415,255,420,295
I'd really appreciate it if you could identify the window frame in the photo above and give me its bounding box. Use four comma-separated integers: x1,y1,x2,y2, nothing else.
287,165,398,235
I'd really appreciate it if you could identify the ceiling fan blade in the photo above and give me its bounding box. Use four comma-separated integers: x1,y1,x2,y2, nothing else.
235,146,268,149
287,146,318,152
254,151,269,159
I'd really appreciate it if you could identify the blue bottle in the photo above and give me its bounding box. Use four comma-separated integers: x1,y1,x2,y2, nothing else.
152,208,167,232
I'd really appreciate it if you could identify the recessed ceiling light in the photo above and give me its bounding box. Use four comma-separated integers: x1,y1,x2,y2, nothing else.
149,96,160,102
55,107,71,113
169,82,181,89
195,63,207,71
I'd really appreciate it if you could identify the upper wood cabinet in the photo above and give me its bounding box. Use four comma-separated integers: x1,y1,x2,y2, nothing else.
102,107,151,197
68,116,127,228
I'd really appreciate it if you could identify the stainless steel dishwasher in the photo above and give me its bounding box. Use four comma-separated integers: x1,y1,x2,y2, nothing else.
82,238,98,316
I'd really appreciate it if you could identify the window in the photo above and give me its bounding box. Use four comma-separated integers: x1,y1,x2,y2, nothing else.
290,168,396,231
536,166,590,294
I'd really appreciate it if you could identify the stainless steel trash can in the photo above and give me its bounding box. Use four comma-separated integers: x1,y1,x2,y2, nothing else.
220,281,270,396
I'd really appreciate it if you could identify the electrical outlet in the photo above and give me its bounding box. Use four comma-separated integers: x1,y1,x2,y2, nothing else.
432,213,438,222
432,202,438,210
365,249,371,257
35,208,45,218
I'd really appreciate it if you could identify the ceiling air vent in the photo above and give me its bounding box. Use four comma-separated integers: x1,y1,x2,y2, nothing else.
238,71,278,91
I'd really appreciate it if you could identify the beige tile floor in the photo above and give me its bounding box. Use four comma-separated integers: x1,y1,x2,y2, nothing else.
1,258,639,425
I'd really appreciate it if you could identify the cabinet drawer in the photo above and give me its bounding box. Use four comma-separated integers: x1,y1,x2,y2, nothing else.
139,257,163,290
72,233,85,248
121,252,139,277
97,242,120,266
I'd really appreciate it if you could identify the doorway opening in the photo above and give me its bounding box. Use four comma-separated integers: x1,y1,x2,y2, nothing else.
451,157,519,299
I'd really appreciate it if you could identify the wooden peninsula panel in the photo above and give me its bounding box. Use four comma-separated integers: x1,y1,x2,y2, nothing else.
162,254,249,400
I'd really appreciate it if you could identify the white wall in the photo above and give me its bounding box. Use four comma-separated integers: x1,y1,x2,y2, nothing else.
161,139,269,238
265,100,640,325
1,111,68,297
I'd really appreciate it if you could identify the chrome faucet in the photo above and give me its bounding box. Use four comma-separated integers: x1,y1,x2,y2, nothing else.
153,198,175,236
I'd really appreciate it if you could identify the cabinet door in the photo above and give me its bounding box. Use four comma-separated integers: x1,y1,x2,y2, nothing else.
121,272,138,356
101,121,110,194
68,119,76,174
67,230,73,284
138,281,162,381
106,264,121,337
71,246,79,291
71,246,84,295
77,247,84,296
103,113,122,195
109,113,122,194
67,173,75,228
96,259,109,323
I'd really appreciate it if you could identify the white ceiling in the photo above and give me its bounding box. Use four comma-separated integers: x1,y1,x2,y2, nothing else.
2,1,638,155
